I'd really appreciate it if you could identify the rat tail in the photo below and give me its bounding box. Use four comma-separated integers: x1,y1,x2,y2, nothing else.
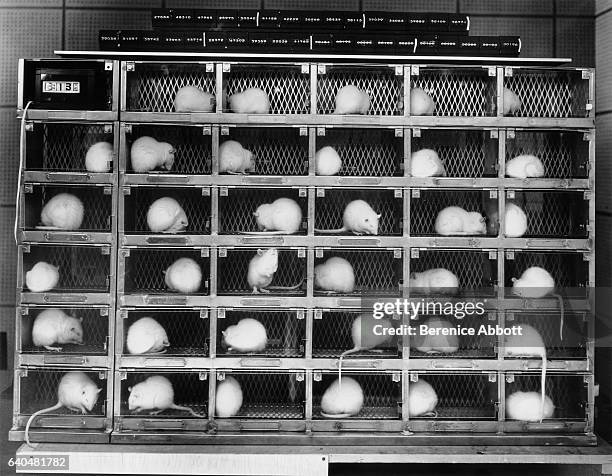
338,348,360,391
539,353,547,423
25,402,63,446
314,227,348,234
553,293,564,341
171,404,205,418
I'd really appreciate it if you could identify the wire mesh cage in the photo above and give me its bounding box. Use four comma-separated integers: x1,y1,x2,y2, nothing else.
311,311,400,359
312,372,402,420
505,191,589,238
20,307,109,355
223,64,310,114
411,129,498,178
25,122,114,172
504,251,589,293
216,309,305,358
22,245,111,293
121,186,211,234
315,128,403,176
125,124,212,174
503,68,591,118
120,309,209,357
409,249,498,296
22,59,114,111
125,62,216,113
409,314,496,359
315,249,403,296
315,189,402,236
505,130,590,179
120,248,210,295
221,127,308,176
411,67,497,116
409,373,498,420
18,369,108,418
410,189,498,236
23,185,112,232
118,371,208,418
217,248,306,296
504,312,588,360
218,188,307,234
317,65,403,115
215,372,305,419
505,373,588,420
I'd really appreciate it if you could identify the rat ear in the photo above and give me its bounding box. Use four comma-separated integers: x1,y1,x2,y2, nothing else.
257,249,264,256
128,386,133,392
377,214,381,219
79,316,83,322
253,211,259,217
479,217,486,223
96,387,102,394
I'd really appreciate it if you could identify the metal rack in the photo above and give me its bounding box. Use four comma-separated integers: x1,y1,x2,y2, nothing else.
11,57,596,446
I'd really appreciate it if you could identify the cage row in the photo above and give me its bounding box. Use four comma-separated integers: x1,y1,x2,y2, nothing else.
18,245,591,303
17,185,593,244
21,122,593,185
19,60,594,123
12,368,593,444
15,307,590,368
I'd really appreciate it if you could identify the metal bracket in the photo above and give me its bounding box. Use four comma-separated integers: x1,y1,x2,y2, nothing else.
411,65,420,76
200,309,209,319
411,248,420,258
126,62,135,72
316,127,326,136
318,64,326,74
314,309,323,319
104,61,113,71
412,128,421,138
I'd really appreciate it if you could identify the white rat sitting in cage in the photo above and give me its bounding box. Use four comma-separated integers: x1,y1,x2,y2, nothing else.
174,85,215,113
333,85,370,115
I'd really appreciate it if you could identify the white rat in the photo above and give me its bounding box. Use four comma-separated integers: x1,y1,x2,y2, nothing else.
411,148,446,177
84,141,112,173
25,371,101,446
337,315,394,387
126,317,170,355
219,140,254,174
314,257,355,293
128,375,204,417
409,268,459,295
215,376,243,418
504,323,548,423
320,376,364,418
315,146,342,176
503,86,522,115
229,87,270,114
504,202,528,238
130,136,175,173
506,391,554,422
174,85,215,112
32,309,83,351
506,154,545,179
435,206,487,236
164,257,202,294
412,317,459,354
25,262,59,293
512,266,564,340
333,85,370,115
222,318,268,352
408,379,438,417
246,248,303,293
410,87,435,115
146,197,188,233
248,198,302,235
39,193,85,230
315,200,380,235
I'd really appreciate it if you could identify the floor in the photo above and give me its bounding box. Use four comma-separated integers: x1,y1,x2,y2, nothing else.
0,385,603,476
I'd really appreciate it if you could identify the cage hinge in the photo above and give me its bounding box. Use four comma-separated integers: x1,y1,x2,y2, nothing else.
315,248,324,258
410,373,419,382
217,372,226,380
120,249,130,258
22,244,30,253
217,308,225,319
393,249,402,259
199,372,208,381
584,131,594,142
99,371,106,380
584,191,593,200
200,309,209,319
504,66,513,77
122,186,131,195
490,129,498,139
316,127,326,136
119,371,127,380
314,309,323,319
222,63,230,72
488,66,496,77
488,250,497,260
394,128,403,138
201,248,209,258
299,188,307,197
296,309,305,320
119,309,128,319
488,373,497,383
411,65,420,76
220,187,228,196
583,252,593,261
296,372,305,382
20,306,29,315
505,250,515,260
582,70,593,80
201,187,210,196
412,128,421,138
202,126,211,136
104,60,113,71
394,189,403,198
297,248,306,258
392,372,401,382
314,372,322,381
23,184,33,194
411,248,420,258
122,123,132,134
299,127,307,136
218,247,227,257
317,64,326,75
489,190,497,199
25,121,34,132
101,124,112,134
220,126,230,136
506,129,515,139
506,373,514,383
103,186,112,195
317,188,325,197
394,65,403,76
411,189,420,198
18,368,28,377
506,190,515,199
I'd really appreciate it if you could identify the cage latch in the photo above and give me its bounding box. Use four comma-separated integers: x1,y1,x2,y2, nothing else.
125,62,135,72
